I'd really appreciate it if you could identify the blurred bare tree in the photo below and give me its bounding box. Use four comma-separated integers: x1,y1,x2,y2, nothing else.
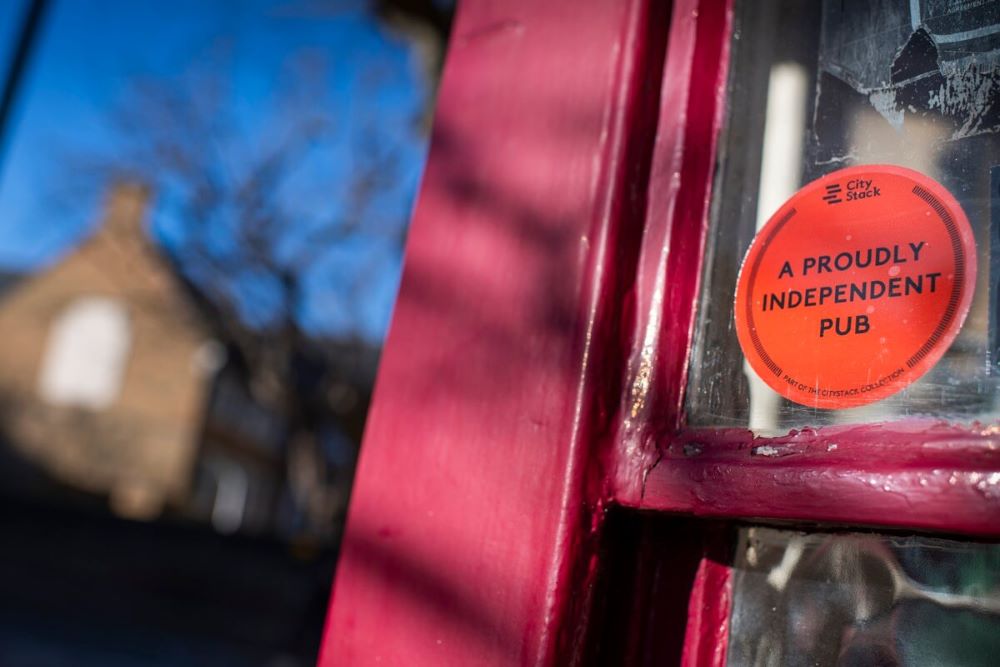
75,59,394,534
49,2,455,536
113,58,391,384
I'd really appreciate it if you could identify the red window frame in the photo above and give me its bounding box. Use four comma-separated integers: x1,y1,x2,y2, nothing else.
320,0,1000,664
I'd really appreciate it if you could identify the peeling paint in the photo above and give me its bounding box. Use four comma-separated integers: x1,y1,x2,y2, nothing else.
813,2,1000,166
683,442,704,457
751,444,796,458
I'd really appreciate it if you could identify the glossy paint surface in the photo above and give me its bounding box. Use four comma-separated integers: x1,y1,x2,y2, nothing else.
615,0,734,502
680,545,732,667
319,0,671,664
642,423,1000,537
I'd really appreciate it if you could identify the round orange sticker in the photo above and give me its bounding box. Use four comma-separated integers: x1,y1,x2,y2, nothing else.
734,165,976,409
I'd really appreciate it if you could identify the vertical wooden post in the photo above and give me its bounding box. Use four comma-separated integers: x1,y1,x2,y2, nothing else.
319,0,670,664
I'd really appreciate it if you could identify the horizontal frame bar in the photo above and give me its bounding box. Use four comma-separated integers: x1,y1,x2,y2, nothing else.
637,422,1000,537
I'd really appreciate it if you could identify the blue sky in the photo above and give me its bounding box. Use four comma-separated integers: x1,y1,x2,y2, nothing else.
0,0,430,340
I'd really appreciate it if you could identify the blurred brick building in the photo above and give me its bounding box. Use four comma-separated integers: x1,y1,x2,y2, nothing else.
0,184,288,528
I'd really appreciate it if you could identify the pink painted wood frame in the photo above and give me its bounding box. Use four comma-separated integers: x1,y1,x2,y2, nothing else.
680,542,731,667
320,0,674,664
612,0,1000,541
603,1,738,663
321,0,1000,662
643,424,1000,537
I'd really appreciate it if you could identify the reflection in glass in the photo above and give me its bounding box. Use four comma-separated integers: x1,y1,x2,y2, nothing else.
0,2,451,664
686,0,1000,432
0,0,440,537
727,526,1000,666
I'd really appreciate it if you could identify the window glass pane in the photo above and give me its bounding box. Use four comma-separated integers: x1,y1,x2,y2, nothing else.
0,0,431,530
728,526,1000,666
686,0,1000,432
0,1,29,72
37,296,130,409
0,1,451,663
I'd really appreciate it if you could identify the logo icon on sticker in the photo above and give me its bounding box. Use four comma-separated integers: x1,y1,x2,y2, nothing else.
822,183,842,205
734,164,977,409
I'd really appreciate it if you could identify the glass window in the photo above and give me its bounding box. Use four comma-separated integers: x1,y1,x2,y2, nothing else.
727,526,1000,666
0,2,451,664
0,2,30,72
686,0,1000,433
0,0,434,535
37,296,130,409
